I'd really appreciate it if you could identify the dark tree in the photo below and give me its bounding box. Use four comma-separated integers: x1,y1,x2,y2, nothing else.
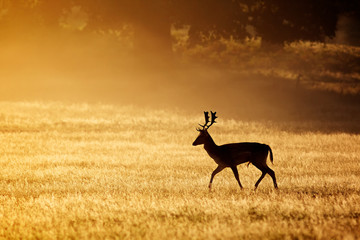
1,0,359,52
249,0,340,43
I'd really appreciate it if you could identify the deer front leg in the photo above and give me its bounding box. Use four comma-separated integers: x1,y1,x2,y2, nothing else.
209,165,225,190
230,166,243,189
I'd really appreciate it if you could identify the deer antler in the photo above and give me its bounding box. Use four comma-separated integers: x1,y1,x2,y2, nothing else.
207,111,217,128
198,111,210,129
198,111,217,131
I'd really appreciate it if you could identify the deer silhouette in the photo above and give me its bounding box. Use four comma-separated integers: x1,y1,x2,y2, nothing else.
193,111,278,190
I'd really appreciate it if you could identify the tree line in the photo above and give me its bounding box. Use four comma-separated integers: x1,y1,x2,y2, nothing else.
1,0,359,52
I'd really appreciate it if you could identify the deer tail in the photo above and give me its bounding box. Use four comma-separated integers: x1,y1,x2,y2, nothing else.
267,145,273,164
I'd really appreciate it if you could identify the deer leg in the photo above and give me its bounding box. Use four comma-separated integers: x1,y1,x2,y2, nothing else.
254,171,266,190
230,166,243,189
254,166,278,189
266,167,278,189
209,165,225,189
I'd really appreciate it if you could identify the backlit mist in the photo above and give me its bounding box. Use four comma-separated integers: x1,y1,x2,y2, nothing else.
1,0,359,126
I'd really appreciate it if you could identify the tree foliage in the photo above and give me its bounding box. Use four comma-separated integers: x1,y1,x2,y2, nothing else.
1,0,359,48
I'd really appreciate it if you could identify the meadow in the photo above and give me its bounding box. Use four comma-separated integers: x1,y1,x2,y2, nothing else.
0,101,359,239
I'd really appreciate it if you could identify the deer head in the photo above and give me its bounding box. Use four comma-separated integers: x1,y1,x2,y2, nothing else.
193,111,217,146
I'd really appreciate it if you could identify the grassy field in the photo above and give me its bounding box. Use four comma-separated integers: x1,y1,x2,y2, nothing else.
0,101,359,239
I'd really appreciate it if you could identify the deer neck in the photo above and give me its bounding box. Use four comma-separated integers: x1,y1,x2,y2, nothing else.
203,134,218,155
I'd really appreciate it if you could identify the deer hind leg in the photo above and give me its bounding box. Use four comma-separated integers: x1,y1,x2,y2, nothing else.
254,165,278,189
230,166,243,189
255,171,266,190
209,165,225,190
266,167,278,189
252,151,278,189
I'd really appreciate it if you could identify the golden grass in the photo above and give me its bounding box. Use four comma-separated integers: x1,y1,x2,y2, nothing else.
0,102,359,239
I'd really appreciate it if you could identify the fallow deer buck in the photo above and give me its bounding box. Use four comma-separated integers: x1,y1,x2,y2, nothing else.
192,111,278,190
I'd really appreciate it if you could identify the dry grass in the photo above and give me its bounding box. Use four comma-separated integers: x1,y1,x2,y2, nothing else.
0,102,359,239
